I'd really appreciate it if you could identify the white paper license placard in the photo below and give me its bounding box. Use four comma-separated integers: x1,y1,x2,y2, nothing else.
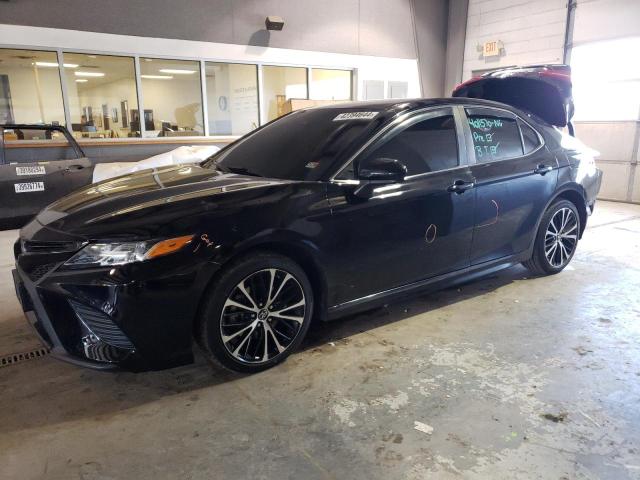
14,181,45,193
333,112,379,121
16,165,46,176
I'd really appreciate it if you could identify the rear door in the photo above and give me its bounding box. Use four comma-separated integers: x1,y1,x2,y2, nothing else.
461,106,558,265
0,126,93,226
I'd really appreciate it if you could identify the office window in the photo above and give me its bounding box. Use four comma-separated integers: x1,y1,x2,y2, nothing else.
205,62,258,136
359,114,458,176
0,49,65,125
310,69,351,101
262,66,308,121
466,108,523,162
140,58,204,137
63,53,139,138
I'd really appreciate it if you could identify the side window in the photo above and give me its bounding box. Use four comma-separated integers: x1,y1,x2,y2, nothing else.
357,113,458,177
466,108,523,162
518,119,542,154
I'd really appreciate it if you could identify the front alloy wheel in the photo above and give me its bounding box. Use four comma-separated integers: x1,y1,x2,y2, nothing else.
198,252,313,373
220,269,306,364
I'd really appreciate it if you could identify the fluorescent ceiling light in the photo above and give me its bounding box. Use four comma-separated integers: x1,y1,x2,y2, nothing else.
75,71,105,77
34,61,78,68
75,79,88,83
141,74,174,80
159,69,196,75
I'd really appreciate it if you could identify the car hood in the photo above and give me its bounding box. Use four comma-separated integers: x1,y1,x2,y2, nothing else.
452,64,574,130
31,164,290,237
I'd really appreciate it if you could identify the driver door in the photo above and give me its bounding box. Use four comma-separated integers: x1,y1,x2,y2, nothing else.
324,107,476,307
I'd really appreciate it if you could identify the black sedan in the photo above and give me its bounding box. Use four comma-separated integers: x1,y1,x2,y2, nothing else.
12,71,602,373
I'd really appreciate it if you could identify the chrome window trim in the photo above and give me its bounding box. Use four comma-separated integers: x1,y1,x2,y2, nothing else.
404,163,471,181
461,104,546,165
330,105,463,182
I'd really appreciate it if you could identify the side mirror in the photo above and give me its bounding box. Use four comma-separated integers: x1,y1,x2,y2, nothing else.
358,157,407,183
349,157,407,199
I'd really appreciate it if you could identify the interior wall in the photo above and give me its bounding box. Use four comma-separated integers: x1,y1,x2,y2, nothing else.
569,0,640,203
413,0,450,97
0,0,419,60
461,0,566,80
444,0,469,95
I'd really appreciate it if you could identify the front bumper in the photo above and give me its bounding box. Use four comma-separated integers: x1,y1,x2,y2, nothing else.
13,266,119,370
12,245,219,372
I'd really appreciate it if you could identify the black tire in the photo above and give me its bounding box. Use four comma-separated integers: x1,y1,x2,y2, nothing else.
523,199,581,276
197,252,314,373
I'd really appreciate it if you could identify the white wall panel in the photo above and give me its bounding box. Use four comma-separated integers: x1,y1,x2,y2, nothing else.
632,168,640,203
595,162,632,201
573,122,638,163
462,0,566,79
572,0,640,45
569,0,640,203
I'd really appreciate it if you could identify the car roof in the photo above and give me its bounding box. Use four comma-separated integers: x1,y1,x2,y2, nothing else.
313,97,527,116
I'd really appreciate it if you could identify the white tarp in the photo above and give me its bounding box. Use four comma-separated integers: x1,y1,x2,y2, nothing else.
92,145,221,183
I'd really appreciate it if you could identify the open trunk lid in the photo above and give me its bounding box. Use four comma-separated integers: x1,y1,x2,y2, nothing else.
452,64,574,134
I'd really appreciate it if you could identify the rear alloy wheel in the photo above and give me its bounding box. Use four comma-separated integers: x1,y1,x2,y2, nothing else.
198,253,313,373
523,199,581,275
544,207,578,268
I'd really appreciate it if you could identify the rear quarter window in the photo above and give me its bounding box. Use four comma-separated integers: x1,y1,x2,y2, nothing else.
518,119,542,154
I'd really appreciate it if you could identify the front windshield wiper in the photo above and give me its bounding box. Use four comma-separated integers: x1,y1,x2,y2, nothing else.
217,165,263,177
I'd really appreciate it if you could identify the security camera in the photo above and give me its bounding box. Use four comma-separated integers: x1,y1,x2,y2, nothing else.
265,16,284,31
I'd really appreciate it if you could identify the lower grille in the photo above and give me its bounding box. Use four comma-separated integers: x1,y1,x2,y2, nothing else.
28,262,59,282
21,240,83,254
68,299,135,350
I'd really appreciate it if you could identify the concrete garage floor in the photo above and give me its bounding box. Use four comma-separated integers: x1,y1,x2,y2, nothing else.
0,200,639,480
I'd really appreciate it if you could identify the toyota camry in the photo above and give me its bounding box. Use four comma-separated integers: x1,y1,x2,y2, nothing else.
12,65,602,373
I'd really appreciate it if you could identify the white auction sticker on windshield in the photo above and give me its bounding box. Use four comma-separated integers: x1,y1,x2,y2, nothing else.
333,112,379,121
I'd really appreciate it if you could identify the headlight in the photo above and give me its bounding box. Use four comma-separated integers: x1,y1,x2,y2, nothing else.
64,235,194,268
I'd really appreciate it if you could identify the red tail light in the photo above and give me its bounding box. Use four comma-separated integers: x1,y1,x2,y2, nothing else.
538,70,572,82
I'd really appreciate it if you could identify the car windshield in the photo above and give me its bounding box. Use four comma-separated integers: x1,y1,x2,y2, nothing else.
209,108,384,181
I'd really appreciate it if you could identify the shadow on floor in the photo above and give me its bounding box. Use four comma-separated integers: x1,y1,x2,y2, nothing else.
0,265,529,434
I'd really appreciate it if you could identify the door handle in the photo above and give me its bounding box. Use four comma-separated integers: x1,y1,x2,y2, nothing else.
447,179,475,194
65,164,85,172
534,164,553,175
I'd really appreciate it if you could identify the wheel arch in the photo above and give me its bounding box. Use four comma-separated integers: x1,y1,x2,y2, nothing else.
527,184,588,255
193,239,329,339
552,186,588,238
